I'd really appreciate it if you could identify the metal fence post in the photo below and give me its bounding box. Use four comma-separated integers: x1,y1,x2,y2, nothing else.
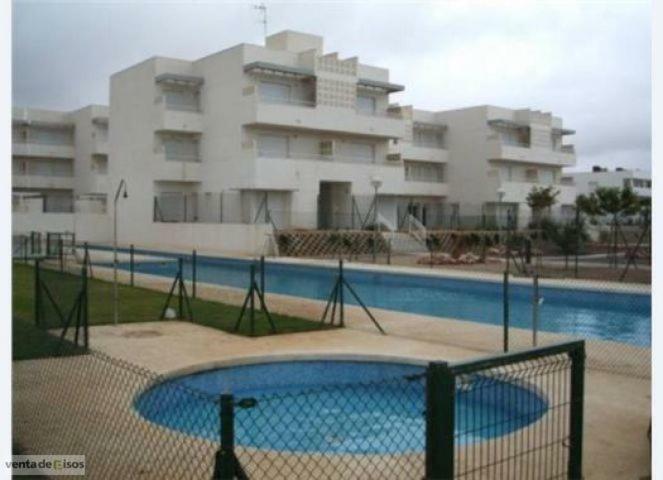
426,361,455,480
568,342,585,480
260,255,265,296
249,264,256,336
177,258,183,319
532,274,539,347
82,260,89,350
192,249,197,299
213,394,236,480
23,236,28,263
59,237,64,271
503,270,509,352
34,259,41,327
130,244,135,287
339,260,345,327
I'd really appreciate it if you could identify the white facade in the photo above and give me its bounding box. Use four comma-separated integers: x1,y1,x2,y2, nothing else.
13,30,581,252
12,106,112,240
566,169,651,198
108,29,437,244
394,105,577,227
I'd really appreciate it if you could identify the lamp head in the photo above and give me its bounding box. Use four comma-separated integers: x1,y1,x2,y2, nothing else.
370,176,383,190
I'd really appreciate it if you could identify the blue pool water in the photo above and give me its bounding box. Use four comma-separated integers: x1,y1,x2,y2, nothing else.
97,246,651,347
135,360,548,453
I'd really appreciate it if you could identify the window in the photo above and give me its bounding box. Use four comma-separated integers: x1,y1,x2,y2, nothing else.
341,142,375,162
163,136,199,162
29,127,73,145
525,168,539,183
92,155,108,174
26,158,73,177
404,161,445,183
357,95,376,114
413,128,444,148
163,88,200,112
257,134,289,158
259,81,291,104
539,169,554,185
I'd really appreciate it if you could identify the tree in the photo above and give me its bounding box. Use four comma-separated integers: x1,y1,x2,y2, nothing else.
580,186,642,268
527,186,560,249
526,186,560,223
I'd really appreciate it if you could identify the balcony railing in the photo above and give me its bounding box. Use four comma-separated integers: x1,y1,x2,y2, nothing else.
257,150,387,165
164,153,201,163
558,145,575,154
356,108,402,119
259,96,316,108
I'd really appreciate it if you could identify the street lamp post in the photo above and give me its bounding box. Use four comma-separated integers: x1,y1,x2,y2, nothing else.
113,179,128,325
370,176,383,263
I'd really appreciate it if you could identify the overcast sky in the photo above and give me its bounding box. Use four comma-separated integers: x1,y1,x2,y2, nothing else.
12,0,651,172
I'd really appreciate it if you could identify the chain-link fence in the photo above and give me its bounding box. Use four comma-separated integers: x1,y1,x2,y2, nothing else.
14,333,584,479
13,348,220,479
77,241,650,379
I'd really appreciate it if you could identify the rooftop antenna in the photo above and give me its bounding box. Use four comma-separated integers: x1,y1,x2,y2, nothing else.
253,3,268,40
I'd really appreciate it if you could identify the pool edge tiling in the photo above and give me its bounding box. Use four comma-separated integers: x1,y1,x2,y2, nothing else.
134,359,548,454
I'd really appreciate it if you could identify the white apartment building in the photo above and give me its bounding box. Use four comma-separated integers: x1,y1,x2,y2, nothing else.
12,30,579,253
394,105,577,228
566,168,651,199
12,105,112,239
109,29,439,246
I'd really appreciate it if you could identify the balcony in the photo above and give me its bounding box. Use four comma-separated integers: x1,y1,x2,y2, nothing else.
238,150,403,191
399,180,449,197
397,144,449,163
92,137,108,155
153,101,203,134
13,174,74,190
153,154,202,182
486,139,576,167
243,95,405,139
12,141,75,159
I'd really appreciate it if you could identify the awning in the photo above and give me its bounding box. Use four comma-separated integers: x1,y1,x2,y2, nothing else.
12,119,74,130
487,119,529,130
413,121,447,132
552,127,576,136
155,73,204,87
244,62,315,80
92,116,108,126
357,78,404,93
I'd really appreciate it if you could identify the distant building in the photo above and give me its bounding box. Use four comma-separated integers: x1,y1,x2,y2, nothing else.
565,168,651,198
395,105,576,227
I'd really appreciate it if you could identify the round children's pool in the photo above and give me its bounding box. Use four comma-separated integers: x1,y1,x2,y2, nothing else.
134,359,548,454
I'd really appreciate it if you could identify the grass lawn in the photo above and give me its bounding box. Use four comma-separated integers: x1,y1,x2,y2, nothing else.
13,262,330,360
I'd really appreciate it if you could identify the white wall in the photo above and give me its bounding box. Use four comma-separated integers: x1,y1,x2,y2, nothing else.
12,212,112,243
118,222,273,255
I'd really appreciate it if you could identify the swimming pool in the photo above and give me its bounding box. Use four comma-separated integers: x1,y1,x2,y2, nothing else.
95,246,651,347
135,360,548,453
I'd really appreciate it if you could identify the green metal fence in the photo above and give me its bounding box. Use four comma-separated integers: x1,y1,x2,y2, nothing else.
14,327,584,479
34,259,89,355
